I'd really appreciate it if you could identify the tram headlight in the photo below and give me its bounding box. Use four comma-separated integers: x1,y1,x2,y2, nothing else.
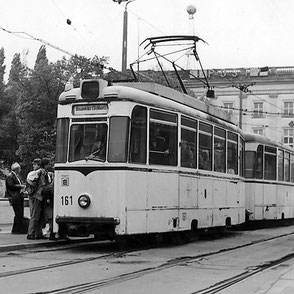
78,194,91,208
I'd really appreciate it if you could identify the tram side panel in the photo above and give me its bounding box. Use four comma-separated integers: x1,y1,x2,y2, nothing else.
263,183,278,219
213,178,244,226
197,177,213,227
124,170,148,234
145,171,179,234
246,182,281,221
179,174,198,230
277,184,291,219
179,174,245,229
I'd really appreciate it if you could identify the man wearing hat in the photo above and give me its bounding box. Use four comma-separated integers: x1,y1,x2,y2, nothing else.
5,162,27,234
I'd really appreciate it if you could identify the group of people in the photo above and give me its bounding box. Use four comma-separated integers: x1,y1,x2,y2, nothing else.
5,158,56,240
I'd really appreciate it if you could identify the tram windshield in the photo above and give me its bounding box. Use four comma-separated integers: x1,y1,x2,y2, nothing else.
69,123,107,162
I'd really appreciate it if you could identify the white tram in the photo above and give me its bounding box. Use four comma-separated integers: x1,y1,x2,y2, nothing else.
244,132,294,222
53,79,245,239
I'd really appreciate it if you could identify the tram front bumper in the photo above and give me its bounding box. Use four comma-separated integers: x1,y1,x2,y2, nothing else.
56,216,120,225
55,216,120,237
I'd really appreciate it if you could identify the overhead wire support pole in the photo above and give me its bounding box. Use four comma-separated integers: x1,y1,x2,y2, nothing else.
172,62,187,94
153,51,171,88
192,44,209,88
130,63,138,81
232,82,255,129
137,35,211,92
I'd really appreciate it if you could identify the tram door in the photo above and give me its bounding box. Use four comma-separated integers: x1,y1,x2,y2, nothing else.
179,116,198,230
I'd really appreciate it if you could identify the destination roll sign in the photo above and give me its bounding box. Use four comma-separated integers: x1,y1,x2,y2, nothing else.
73,104,108,115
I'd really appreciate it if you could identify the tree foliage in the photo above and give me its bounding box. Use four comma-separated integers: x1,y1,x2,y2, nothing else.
0,45,108,172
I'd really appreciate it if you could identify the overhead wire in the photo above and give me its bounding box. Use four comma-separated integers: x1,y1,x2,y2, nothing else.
213,103,287,116
0,25,75,57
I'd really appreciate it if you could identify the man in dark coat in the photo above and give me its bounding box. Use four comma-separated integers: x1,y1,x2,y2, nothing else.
5,162,27,234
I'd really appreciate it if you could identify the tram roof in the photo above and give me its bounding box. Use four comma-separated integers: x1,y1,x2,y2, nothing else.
113,81,234,124
244,132,293,152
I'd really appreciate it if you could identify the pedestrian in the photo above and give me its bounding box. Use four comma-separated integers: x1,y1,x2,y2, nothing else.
5,162,28,234
26,158,42,195
42,162,55,240
27,158,49,240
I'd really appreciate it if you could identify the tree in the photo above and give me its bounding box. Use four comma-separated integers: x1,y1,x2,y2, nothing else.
0,53,29,165
15,46,108,171
0,47,5,98
61,54,108,87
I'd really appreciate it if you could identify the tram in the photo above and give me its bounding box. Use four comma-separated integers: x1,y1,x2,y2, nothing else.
53,79,246,240
244,132,294,222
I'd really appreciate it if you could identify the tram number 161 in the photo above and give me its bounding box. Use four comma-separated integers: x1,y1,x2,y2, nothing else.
61,196,73,206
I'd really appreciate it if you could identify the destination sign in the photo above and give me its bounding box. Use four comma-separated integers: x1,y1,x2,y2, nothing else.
73,104,108,115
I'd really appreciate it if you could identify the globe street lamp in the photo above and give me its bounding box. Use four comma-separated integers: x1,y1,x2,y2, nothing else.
113,0,136,74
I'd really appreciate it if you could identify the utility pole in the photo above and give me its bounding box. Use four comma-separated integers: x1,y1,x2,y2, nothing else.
113,0,136,75
233,82,255,129
239,89,243,129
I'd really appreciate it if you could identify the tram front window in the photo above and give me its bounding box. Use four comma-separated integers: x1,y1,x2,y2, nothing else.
69,123,108,162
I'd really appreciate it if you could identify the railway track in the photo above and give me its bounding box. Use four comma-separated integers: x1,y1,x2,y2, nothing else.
1,229,294,293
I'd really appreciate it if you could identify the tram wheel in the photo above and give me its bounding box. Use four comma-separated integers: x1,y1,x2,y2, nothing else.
57,224,68,240
115,236,128,250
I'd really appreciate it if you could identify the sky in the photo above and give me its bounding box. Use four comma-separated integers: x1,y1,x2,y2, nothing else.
1,0,294,79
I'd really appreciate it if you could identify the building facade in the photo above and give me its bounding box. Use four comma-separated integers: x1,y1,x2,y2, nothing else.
184,66,294,148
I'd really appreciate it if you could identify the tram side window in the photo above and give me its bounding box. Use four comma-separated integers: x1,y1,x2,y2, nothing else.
255,145,263,179
291,154,294,183
56,118,69,163
278,150,284,181
69,123,107,162
245,151,255,178
181,117,197,168
227,132,238,175
285,152,290,182
239,138,245,177
214,127,226,173
198,122,212,171
129,106,147,164
264,146,276,180
108,117,129,162
149,109,177,166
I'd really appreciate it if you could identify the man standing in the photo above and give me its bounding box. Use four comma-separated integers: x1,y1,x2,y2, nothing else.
27,158,50,240
5,162,27,234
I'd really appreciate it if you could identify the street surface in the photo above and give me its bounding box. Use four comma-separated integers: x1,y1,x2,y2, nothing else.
0,226,294,293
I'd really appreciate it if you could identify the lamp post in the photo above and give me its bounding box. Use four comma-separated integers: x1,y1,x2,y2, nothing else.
113,0,136,74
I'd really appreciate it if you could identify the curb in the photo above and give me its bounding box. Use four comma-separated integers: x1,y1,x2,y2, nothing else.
0,235,98,252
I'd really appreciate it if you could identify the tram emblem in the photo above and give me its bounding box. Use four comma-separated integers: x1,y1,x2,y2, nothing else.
61,175,69,186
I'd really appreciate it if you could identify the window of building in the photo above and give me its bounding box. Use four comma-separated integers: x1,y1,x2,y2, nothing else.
284,129,294,148
223,102,234,115
253,102,264,117
284,102,294,116
253,128,264,135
